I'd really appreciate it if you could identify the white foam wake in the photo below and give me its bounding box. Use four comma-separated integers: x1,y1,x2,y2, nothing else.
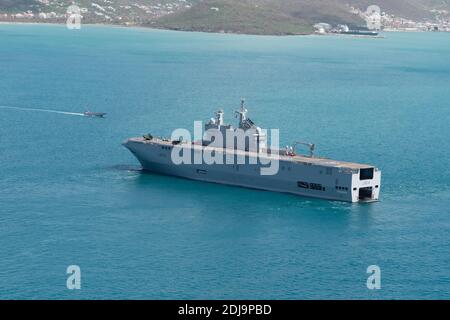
0,105,85,116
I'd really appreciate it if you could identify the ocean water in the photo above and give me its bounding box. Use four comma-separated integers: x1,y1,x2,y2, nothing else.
0,24,449,299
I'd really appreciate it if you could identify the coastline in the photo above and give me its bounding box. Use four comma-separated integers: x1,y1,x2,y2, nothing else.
0,20,313,37
1,20,445,37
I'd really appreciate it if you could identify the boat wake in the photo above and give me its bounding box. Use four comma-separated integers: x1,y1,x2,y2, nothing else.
111,164,143,172
0,105,85,117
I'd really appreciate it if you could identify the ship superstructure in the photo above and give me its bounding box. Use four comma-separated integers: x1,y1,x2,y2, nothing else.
123,100,381,203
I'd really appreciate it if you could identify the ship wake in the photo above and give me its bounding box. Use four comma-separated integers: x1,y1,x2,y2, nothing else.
0,105,85,117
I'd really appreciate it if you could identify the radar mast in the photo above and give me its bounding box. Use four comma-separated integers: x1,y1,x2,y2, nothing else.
236,98,248,128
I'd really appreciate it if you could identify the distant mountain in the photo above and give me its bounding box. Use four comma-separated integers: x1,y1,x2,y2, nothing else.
152,0,363,35
1,0,449,35
153,0,450,34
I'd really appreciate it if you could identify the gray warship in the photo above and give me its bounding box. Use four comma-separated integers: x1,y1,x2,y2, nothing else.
123,100,381,203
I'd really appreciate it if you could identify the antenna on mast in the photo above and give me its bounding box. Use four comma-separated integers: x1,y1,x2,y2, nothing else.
236,98,248,126
240,98,245,112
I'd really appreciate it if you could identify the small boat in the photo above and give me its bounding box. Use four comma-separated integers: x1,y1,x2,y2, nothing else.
84,111,107,118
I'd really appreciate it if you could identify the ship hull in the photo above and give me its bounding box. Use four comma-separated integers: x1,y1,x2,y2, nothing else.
124,138,381,203
340,31,379,36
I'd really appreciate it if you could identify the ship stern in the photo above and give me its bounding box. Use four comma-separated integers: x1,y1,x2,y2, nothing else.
351,167,381,203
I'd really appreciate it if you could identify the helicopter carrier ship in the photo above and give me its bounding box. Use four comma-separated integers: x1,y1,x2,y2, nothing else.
123,100,381,203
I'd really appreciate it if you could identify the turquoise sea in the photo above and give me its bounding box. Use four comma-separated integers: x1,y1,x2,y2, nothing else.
0,24,449,299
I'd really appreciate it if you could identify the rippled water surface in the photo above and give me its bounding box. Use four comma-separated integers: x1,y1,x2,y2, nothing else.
0,24,449,299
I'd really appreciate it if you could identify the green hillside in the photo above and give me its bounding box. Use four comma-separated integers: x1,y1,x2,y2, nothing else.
1,0,449,35
153,0,364,35
153,0,450,35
